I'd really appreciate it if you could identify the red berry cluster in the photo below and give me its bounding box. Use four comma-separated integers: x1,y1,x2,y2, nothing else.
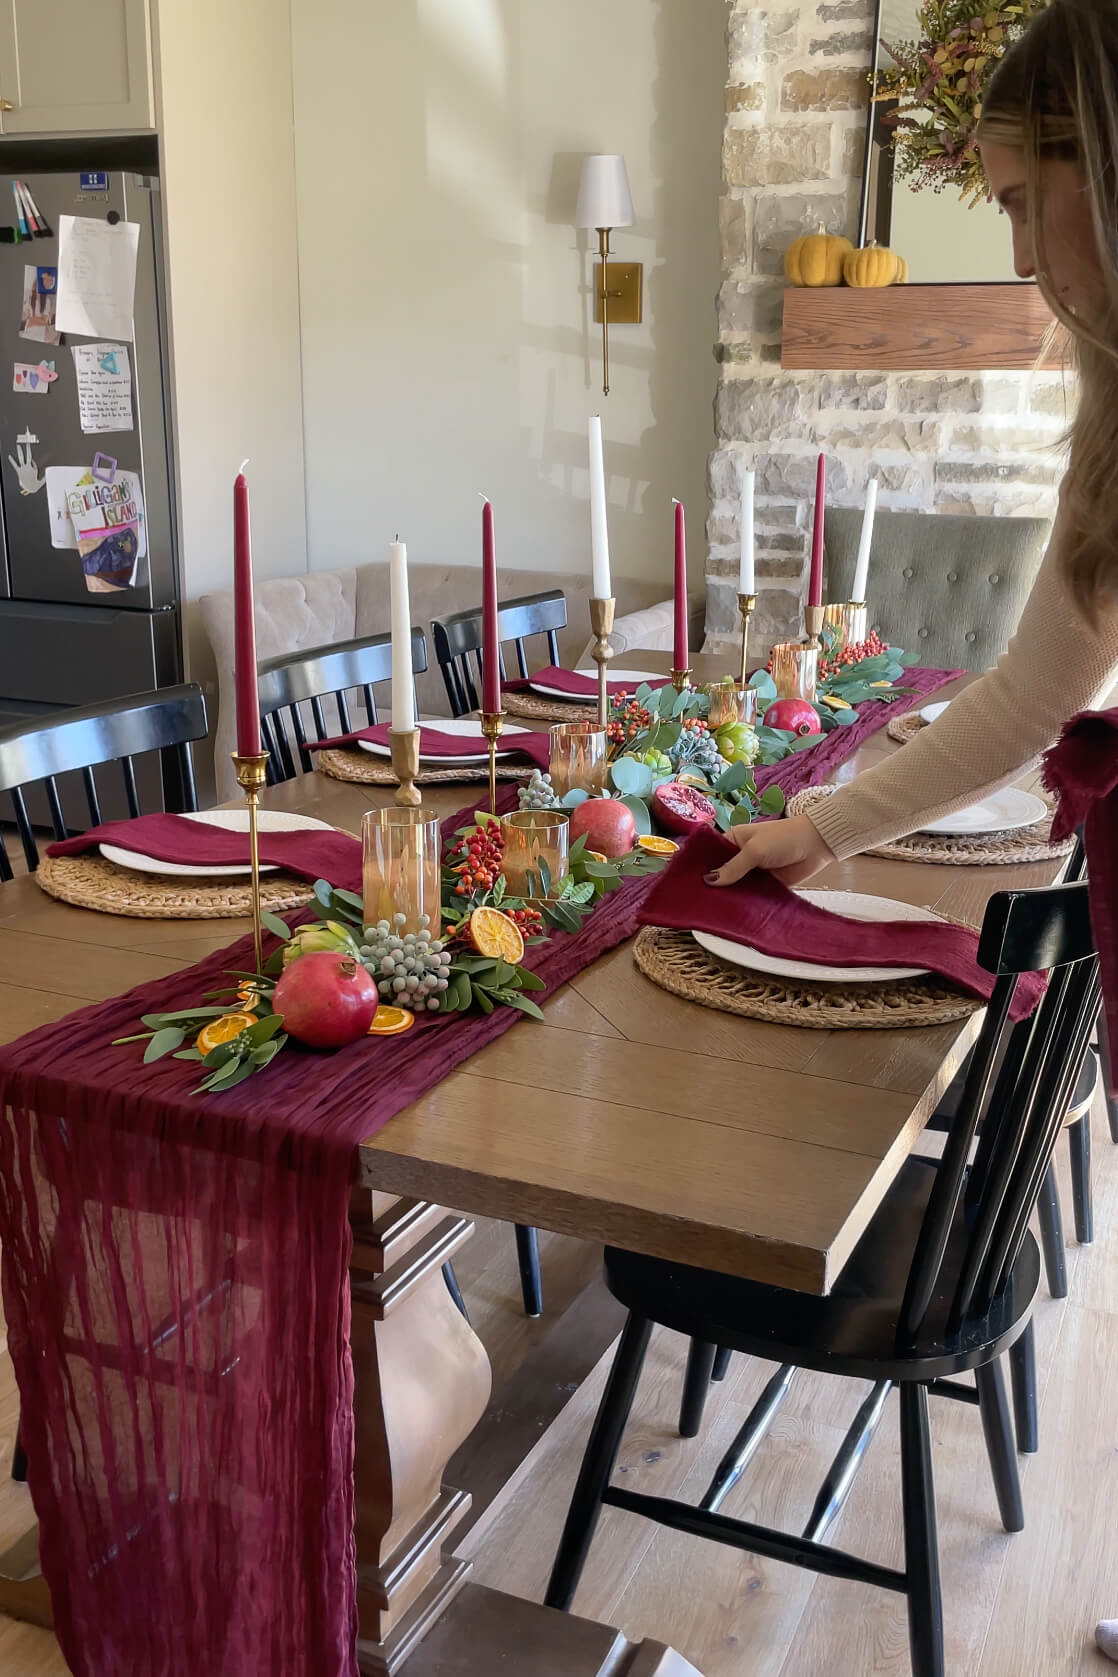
606,691,653,747
507,905,545,938
449,826,505,896
817,631,886,683
680,716,709,735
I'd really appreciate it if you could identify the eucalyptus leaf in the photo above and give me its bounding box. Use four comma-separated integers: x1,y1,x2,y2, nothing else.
787,733,823,753
834,706,858,724
568,831,589,861
714,760,748,796
610,757,652,797
492,959,516,987
473,987,494,1014
243,1013,286,1045
191,1059,256,1097
517,969,547,991
202,1040,241,1069
618,794,651,836
261,911,292,942
634,682,652,704
452,955,498,975
749,671,777,702
710,799,733,832
671,689,691,719
537,855,552,898
729,802,754,827
560,788,590,810
493,990,545,1021
758,785,787,815
144,1026,185,1063
249,1039,283,1068
565,880,595,906
313,879,333,907
173,1048,206,1061
140,1007,228,1028
582,860,618,879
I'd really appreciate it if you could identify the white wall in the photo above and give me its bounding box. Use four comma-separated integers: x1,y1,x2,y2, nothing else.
152,0,307,710
890,176,1015,283
291,0,725,603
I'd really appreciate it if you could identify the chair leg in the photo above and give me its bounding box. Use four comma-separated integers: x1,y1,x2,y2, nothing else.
1097,1029,1118,1145
1008,1321,1038,1455
679,1340,718,1439
442,1261,469,1323
514,1224,543,1317
711,1345,733,1382
10,1427,27,1484
900,1384,945,1677
975,1360,1025,1533
545,1313,652,1612
1068,1114,1093,1245
1036,1162,1068,1298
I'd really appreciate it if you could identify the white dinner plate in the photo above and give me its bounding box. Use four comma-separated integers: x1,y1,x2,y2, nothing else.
100,809,337,879
357,718,533,764
918,787,1048,838
692,889,942,984
529,667,667,700
919,700,951,725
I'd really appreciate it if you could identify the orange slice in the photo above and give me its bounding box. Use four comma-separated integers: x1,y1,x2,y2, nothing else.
637,835,679,856
466,906,525,964
584,849,608,864
368,1005,416,1036
236,981,262,1006
196,1012,257,1054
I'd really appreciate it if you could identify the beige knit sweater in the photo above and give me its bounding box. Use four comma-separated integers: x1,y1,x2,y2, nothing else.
807,511,1118,861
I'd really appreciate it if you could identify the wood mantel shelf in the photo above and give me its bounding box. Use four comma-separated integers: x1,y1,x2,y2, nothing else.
781,282,1057,372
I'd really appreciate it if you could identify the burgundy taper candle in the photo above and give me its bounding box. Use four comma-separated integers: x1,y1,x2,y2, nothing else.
233,462,262,757
808,452,826,609
481,497,501,714
672,498,688,671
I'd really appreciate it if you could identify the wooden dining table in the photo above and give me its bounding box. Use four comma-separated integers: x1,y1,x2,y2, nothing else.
0,658,1066,1676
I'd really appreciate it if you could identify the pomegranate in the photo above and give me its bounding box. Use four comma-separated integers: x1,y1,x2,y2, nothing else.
569,797,638,859
272,951,379,1049
764,698,822,738
652,782,717,835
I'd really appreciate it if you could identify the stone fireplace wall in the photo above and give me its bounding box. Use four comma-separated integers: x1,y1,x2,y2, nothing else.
705,0,1069,656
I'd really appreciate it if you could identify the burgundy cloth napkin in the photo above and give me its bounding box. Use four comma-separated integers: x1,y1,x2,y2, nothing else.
47,812,363,894
503,665,670,700
638,827,1044,1021
1045,705,1118,1092
312,720,552,769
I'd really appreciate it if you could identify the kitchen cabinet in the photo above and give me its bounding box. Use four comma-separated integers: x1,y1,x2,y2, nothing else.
0,0,153,134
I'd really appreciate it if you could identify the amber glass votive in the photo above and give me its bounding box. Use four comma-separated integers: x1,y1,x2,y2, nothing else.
500,809,569,898
770,642,819,703
823,601,868,653
362,807,441,937
549,722,608,798
705,680,759,731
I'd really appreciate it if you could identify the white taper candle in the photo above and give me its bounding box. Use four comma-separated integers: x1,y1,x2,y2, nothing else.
588,415,612,600
851,476,877,603
389,538,416,732
739,466,755,595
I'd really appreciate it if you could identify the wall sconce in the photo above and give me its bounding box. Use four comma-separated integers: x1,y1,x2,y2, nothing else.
575,153,642,396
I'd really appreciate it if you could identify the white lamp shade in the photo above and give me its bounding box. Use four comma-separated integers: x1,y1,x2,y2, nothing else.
575,154,635,229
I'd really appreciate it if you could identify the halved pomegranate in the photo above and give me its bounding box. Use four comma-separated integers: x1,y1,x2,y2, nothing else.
652,782,717,835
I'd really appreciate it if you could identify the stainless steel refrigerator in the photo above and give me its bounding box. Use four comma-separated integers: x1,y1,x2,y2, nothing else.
0,144,180,738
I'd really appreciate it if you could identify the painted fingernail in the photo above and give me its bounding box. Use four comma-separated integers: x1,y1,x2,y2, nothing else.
704,871,721,885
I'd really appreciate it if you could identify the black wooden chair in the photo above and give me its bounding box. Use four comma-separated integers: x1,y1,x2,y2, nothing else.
256,629,428,785
545,876,1100,1677
431,590,567,717
0,684,206,880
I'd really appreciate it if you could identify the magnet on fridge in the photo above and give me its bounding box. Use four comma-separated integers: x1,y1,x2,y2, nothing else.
92,451,117,483
79,171,109,193
0,228,15,244
36,266,57,294
7,429,45,495
13,360,58,393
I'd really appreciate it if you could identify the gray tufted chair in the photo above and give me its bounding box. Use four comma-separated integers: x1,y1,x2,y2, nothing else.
824,508,1051,672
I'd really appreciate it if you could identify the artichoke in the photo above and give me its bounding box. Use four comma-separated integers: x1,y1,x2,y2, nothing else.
281,919,362,967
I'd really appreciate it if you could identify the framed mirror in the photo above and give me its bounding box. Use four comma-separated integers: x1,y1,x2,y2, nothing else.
859,0,1021,284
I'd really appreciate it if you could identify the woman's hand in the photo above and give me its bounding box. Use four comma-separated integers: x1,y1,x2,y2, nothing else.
704,814,835,889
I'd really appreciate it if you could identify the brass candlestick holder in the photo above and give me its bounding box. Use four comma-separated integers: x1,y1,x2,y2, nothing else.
480,711,505,816
588,595,616,727
737,591,756,687
388,727,422,807
804,604,825,649
670,667,693,694
231,751,269,975
823,601,868,653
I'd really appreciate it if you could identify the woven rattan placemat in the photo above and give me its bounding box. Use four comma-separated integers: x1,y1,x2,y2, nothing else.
314,748,534,786
787,786,1071,867
35,853,313,920
502,691,598,725
633,925,982,1030
887,711,927,746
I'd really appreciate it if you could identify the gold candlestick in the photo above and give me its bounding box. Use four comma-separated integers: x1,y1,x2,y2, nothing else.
670,667,693,694
737,591,756,688
231,751,269,975
588,595,616,727
804,604,825,649
480,711,505,816
388,727,422,807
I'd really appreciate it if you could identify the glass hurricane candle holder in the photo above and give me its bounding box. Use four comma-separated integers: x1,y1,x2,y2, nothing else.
362,807,442,938
500,809,569,899
549,721,608,798
770,641,819,703
823,601,868,653
704,679,759,731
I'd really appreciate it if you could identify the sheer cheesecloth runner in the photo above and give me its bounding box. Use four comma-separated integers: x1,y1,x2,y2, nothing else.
0,671,960,1676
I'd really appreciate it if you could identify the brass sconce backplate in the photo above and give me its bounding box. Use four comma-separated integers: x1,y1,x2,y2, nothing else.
594,261,643,325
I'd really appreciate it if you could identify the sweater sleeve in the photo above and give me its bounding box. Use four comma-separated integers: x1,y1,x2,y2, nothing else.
807,514,1118,862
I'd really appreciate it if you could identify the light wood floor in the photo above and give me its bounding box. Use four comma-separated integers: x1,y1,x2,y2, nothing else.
1,1098,1116,1675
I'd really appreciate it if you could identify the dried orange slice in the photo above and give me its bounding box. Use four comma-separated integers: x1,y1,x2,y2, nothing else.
584,849,608,864
236,981,262,1006
368,1005,416,1036
196,1012,257,1054
466,906,525,964
637,835,679,856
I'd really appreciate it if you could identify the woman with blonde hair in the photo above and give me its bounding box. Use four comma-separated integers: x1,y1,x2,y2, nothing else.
708,3,1118,1649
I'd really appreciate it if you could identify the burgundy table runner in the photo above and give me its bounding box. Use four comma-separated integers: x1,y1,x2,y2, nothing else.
638,826,1045,1021
0,667,959,1677
311,721,551,767
503,665,671,700
47,812,364,894
1045,705,1118,1092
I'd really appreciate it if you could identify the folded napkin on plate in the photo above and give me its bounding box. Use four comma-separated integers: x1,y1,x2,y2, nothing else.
504,666,670,701
312,721,551,768
637,827,1044,1021
1045,705,1118,1091
47,813,363,894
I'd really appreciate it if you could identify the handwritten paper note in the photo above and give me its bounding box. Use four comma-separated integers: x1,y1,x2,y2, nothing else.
56,215,139,342
71,342,134,434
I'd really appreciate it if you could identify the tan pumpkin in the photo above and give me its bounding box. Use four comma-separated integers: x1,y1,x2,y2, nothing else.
894,254,910,284
783,223,852,288
842,241,902,288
